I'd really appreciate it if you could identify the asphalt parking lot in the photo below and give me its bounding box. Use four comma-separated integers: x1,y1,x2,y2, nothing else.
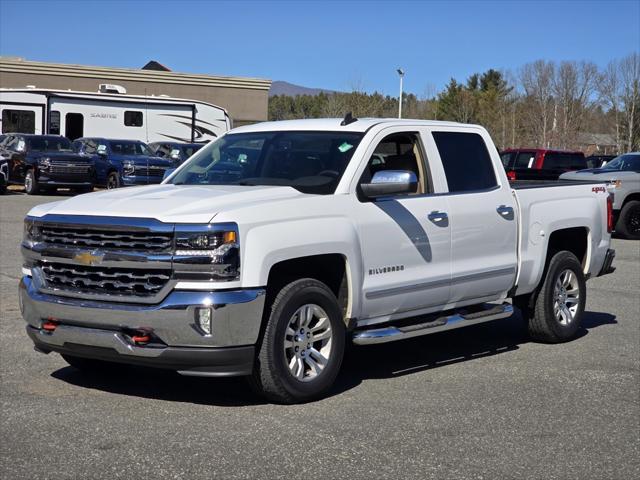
1,190,638,480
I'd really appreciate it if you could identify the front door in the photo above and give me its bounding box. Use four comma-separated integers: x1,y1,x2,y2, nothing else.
354,129,452,322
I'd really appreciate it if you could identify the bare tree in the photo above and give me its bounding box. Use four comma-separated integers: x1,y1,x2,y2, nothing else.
553,61,598,148
619,52,640,151
520,60,555,147
598,60,623,152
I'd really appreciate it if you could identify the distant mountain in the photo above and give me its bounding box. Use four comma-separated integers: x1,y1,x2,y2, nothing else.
269,81,337,97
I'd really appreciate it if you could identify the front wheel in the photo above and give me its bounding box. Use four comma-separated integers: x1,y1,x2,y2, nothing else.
107,172,121,189
615,200,640,240
527,251,586,343
24,169,38,195
251,278,345,403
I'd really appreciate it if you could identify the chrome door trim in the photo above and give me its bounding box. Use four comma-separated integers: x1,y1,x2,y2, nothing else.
365,266,516,300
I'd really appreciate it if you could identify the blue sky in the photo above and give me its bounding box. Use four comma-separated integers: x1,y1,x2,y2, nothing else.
0,0,638,95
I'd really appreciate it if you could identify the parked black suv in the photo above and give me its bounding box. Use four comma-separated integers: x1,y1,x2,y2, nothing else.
0,134,95,195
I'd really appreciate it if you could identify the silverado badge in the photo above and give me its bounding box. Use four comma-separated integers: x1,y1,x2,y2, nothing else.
73,251,105,266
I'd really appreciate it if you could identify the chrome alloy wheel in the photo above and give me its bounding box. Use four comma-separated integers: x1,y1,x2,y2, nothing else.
553,269,580,326
284,304,333,382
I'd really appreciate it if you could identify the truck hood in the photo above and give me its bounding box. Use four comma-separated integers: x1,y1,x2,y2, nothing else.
28,184,307,223
560,169,639,182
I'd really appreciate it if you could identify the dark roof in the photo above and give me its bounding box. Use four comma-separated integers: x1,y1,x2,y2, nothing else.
141,60,171,72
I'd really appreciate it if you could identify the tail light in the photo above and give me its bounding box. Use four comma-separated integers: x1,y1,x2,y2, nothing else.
607,194,614,233
507,170,516,181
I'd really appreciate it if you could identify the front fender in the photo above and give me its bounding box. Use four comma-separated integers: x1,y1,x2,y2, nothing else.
241,216,364,319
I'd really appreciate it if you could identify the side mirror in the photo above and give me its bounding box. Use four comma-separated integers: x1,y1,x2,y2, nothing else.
162,168,176,181
97,145,107,156
16,140,26,153
360,170,418,198
169,149,181,161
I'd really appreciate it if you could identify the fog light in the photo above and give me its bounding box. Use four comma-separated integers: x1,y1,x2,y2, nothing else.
196,307,213,335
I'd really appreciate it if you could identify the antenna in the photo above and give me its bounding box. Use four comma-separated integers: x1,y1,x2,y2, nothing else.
340,112,358,126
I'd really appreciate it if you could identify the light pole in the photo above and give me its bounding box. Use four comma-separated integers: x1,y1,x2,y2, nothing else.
397,68,405,118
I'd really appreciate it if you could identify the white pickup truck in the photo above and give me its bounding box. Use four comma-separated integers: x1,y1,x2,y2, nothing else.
20,118,616,403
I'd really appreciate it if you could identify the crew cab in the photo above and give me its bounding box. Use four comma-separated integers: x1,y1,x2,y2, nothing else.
73,137,172,189
148,141,204,166
561,152,640,239
501,148,587,181
19,118,615,403
0,134,94,194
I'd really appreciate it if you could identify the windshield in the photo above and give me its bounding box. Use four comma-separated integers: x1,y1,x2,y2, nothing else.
108,141,153,156
169,131,365,194
27,136,72,152
601,154,640,171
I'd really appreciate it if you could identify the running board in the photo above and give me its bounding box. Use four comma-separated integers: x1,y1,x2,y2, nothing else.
352,303,514,345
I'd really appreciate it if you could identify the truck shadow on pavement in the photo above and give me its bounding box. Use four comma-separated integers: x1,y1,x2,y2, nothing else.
51,310,616,406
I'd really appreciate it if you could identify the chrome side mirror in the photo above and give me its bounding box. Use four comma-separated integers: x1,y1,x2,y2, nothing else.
360,170,418,198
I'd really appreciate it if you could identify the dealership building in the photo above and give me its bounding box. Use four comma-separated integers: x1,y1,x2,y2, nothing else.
0,57,271,126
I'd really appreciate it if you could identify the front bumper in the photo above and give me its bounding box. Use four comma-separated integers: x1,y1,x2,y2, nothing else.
19,276,265,376
121,175,164,186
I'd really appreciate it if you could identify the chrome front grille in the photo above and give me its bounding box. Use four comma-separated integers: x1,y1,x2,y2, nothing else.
39,225,173,251
40,263,171,297
135,166,166,177
49,164,92,174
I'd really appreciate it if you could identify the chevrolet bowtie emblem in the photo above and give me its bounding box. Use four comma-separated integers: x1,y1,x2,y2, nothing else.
74,251,105,266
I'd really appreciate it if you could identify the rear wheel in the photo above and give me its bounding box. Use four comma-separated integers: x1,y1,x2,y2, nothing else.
615,200,640,240
24,169,38,195
250,278,345,403
107,172,120,189
61,354,122,373
526,251,586,343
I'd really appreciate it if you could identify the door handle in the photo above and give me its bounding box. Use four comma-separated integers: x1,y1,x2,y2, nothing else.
428,211,448,223
497,205,514,217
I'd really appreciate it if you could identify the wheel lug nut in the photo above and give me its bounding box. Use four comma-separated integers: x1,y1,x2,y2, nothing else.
295,346,299,352
300,328,304,334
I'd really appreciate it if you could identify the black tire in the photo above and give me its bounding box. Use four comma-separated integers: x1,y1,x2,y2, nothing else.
250,278,346,404
107,172,120,189
24,169,38,195
61,354,122,373
0,183,6,195
615,200,640,240
527,251,586,343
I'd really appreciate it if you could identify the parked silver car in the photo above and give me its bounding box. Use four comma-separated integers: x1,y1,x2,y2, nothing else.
561,153,640,239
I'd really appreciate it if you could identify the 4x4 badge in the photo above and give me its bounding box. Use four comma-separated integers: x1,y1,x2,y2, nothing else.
74,250,105,266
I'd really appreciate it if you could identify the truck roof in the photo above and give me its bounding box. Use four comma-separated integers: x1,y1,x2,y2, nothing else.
232,118,478,134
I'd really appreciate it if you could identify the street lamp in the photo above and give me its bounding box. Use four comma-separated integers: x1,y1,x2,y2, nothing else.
397,68,405,119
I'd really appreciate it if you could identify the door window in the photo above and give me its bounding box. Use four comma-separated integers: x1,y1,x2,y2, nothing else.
2,110,35,133
360,132,429,195
432,131,497,192
65,113,84,140
49,111,61,135
515,152,536,168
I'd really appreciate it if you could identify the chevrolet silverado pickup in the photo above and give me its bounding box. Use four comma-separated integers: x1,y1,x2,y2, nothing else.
19,118,616,403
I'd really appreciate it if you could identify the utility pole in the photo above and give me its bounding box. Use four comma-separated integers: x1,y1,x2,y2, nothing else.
397,68,405,118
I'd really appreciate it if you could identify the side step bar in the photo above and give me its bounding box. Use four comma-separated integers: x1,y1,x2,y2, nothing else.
352,303,513,345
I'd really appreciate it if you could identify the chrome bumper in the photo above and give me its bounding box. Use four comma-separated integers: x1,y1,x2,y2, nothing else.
20,276,266,375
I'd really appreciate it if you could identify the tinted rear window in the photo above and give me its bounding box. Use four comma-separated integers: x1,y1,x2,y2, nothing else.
544,153,586,169
432,132,497,192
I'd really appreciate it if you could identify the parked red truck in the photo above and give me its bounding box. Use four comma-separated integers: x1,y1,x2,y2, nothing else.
501,148,587,181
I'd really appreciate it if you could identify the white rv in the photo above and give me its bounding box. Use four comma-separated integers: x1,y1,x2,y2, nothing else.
0,86,231,143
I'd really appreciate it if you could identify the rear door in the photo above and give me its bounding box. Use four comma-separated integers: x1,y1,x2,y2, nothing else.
430,128,517,305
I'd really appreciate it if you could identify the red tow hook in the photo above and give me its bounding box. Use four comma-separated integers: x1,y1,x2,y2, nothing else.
42,319,59,332
130,329,152,345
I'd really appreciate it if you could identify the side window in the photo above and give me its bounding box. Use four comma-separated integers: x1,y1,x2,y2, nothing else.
2,110,35,134
124,111,143,127
361,132,429,195
515,152,536,168
432,131,498,193
49,111,61,135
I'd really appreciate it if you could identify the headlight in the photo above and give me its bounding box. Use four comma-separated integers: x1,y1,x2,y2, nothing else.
174,223,240,281
38,157,51,170
23,218,41,244
123,160,135,176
